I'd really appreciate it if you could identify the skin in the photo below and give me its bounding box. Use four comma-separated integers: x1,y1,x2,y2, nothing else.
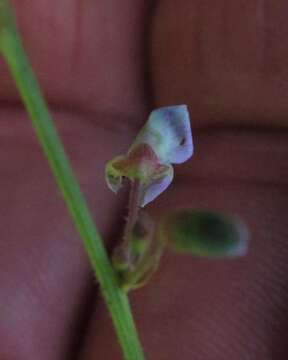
0,0,287,359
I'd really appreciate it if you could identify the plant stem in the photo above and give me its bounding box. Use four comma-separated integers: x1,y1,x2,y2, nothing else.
123,180,141,246
0,1,145,359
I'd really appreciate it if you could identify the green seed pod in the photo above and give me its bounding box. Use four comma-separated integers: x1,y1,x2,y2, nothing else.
158,209,249,258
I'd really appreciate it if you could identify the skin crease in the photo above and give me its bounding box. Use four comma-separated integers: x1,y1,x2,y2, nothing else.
0,1,287,360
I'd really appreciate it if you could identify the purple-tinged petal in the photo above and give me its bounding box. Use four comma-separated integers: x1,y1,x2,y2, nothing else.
140,165,174,207
131,105,193,164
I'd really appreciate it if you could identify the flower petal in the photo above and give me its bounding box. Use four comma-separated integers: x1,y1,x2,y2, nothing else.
131,105,193,164
105,156,124,193
139,165,174,207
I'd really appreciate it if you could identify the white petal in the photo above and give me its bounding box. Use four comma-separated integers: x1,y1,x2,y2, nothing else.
132,105,193,164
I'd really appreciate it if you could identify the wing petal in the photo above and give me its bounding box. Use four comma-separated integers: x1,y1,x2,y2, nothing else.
139,165,174,207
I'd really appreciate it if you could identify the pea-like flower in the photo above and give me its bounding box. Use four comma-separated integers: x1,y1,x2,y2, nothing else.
105,105,193,206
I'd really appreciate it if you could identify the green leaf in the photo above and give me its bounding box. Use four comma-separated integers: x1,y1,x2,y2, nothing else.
158,210,249,258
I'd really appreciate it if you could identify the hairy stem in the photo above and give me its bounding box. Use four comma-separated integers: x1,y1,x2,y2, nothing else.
123,180,141,246
0,1,145,359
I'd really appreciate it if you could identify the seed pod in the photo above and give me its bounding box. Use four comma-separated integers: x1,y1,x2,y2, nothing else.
158,209,249,258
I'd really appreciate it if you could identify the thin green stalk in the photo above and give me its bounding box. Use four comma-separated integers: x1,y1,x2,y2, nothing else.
0,1,145,359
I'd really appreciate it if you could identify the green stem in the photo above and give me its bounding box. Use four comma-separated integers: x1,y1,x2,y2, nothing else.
0,2,145,359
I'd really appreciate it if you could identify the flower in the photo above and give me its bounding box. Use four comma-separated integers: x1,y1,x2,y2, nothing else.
105,105,193,206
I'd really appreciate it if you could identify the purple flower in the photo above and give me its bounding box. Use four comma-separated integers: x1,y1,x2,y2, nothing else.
105,105,193,206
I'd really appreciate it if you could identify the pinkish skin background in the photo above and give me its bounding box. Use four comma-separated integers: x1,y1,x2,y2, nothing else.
0,0,287,359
